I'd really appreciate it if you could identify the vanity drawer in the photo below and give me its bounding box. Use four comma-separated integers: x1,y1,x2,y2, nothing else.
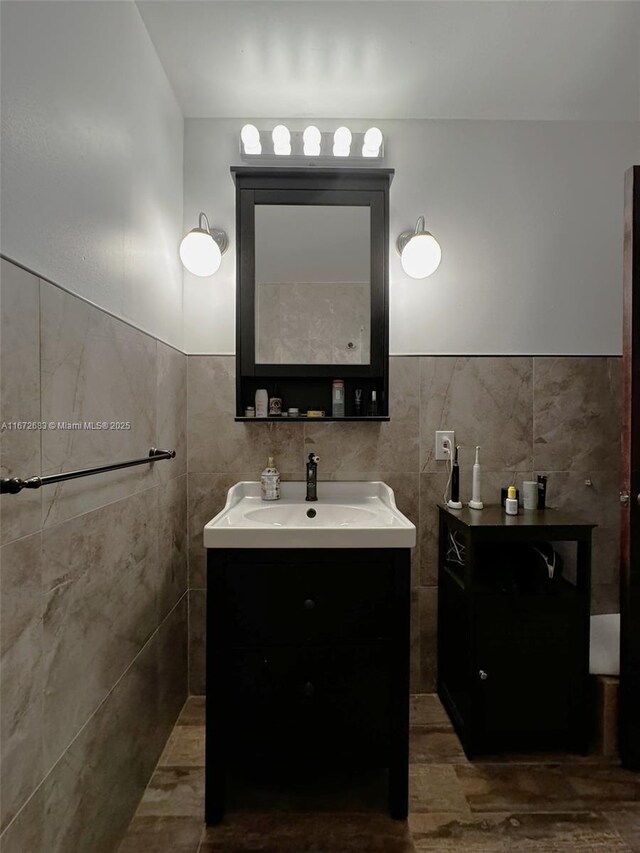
222,557,395,644
226,644,392,765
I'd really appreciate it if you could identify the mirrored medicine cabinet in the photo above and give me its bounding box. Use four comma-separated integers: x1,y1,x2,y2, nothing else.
232,167,394,421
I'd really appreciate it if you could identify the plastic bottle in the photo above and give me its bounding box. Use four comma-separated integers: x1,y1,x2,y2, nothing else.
260,456,280,501
505,485,518,516
255,389,268,418
332,379,345,417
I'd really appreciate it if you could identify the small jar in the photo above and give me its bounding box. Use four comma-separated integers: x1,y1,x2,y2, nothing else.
244,406,255,418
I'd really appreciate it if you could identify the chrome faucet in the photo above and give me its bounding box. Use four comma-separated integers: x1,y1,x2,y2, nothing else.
306,453,320,501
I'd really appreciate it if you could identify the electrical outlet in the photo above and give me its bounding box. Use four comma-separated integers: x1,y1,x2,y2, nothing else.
435,430,455,461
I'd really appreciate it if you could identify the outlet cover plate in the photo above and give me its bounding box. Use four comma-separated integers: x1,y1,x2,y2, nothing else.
435,430,455,461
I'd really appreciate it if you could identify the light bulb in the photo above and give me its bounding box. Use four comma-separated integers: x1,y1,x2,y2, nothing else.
179,230,222,277
303,125,321,156
362,126,383,157
240,124,260,150
333,126,352,156
272,124,291,155
401,233,442,278
364,127,382,150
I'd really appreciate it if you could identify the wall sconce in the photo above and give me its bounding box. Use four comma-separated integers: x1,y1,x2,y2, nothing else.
179,213,228,277
239,124,384,162
396,216,442,278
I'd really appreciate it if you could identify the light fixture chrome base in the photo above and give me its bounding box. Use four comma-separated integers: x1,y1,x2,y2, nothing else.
209,228,228,255
197,212,228,255
396,215,430,255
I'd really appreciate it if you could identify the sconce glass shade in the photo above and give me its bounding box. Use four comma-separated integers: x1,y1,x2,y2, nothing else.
240,123,261,155
397,217,442,278
333,126,352,157
179,213,228,277
272,124,291,155
362,126,383,157
303,125,321,156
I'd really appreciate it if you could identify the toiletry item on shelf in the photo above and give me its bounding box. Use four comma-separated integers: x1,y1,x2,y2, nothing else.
367,390,378,416
269,395,282,416
332,379,345,417
354,389,363,416
260,456,281,501
501,486,520,508
447,445,463,509
307,410,325,418
255,389,268,418
523,480,538,510
288,407,299,417
244,406,255,418
469,446,483,510
537,475,547,509
505,485,518,516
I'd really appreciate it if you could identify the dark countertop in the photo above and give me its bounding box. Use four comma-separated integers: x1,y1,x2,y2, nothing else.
438,504,597,529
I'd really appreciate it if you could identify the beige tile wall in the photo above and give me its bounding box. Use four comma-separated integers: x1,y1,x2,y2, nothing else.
0,259,188,853
187,354,622,694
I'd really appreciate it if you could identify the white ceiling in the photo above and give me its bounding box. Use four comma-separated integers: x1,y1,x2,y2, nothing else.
136,1,640,121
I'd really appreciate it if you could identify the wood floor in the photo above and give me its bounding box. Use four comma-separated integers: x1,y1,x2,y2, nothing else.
117,694,640,852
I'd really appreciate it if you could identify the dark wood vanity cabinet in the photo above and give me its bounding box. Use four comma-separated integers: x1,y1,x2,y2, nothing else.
205,548,411,824
437,505,594,758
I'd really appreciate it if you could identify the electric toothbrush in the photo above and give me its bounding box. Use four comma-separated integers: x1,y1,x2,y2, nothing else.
447,445,463,510
469,445,484,510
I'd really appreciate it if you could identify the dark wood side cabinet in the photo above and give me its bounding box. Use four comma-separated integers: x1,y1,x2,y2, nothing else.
205,547,411,824
437,505,594,758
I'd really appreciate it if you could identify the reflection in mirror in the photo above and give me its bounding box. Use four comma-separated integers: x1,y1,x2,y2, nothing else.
254,205,371,365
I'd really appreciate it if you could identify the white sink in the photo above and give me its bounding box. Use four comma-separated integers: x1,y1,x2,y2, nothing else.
203,481,416,549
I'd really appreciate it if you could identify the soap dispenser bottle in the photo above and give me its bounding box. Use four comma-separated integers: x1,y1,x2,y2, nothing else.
260,456,281,501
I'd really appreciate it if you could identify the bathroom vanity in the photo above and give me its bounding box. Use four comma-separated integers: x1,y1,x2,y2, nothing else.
203,481,415,823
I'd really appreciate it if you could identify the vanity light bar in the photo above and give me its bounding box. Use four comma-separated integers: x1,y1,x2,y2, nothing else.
239,124,384,162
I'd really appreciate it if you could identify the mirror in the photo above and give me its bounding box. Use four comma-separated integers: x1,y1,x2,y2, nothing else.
232,167,393,419
254,205,371,365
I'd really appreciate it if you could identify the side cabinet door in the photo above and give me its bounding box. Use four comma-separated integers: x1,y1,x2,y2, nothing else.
474,593,582,741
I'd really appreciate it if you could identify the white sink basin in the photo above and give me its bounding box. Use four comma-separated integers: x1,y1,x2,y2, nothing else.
203,481,416,549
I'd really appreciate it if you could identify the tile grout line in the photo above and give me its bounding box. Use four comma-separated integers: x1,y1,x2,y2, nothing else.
186,355,192,693
1,253,184,356
33,472,187,544
0,589,189,842
532,355,536,472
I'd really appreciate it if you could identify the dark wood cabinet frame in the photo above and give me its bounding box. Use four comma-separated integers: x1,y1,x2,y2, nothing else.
436,505,594,758
231,167,394,419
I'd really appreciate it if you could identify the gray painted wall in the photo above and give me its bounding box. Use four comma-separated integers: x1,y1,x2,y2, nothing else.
0,1,185,349
182,117,639,355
